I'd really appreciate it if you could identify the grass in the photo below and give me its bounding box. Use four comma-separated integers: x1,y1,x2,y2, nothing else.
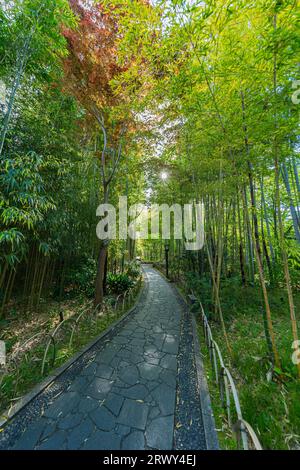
0,284,141,421
195,279,300,450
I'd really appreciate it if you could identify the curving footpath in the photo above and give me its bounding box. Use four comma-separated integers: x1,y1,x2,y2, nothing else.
0,265,218,450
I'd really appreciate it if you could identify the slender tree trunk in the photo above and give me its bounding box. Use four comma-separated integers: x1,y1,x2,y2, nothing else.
273,196,278,241
273,12,300,377
214,195,224,315
231,200,237,276
243,187,255,284
260,176,275,263
95,243,108,307
28,248,39,309
36,258,47,307
94,179,109,307
0,262,8,290
260,187,273,282
1,267,13,317
240,183,280,367
206,240,232,356
292,157,300,196
237,193,246,285
241,92,264,271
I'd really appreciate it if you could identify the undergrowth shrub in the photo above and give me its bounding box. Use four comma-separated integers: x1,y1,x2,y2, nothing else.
65,257,96,298
124,260,140,280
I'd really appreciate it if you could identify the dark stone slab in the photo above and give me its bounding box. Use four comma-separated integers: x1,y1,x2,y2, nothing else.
78,396,99,414
81,362,97,377
160,354,177,371
113,336,129,345
41,420,56,440
96,364,114,379
67,418,94,449
122,430,145,450
138,363,162,381
12,420,46,450
162,335,179,354
37,430,67,450
144,355,160,365
149,407,160,420
104,393,124,416
86,378,113,400
67,375,90,393
83,430,121,450
43,392,80,419
119,384,148,400
0,265,215,452
151,384,175,416
118,363,139,385
58,412,83,430
144,345,158,356
115,424,131,436
160,369,176,388
90,406,116,431
130,338,145,347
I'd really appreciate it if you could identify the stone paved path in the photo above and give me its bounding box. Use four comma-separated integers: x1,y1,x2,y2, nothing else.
5,266,188,450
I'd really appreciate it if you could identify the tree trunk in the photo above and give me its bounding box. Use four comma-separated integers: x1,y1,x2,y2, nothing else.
260,176,275,263
243,187,255,284
237,192,246,285
292,157,300,196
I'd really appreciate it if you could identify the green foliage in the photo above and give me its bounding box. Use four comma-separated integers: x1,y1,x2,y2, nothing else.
124,260,141,280
287,240,300,271
0,152,55,264
1,0,77,82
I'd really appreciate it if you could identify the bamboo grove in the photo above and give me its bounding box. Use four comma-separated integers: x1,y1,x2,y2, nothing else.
0,0,300,390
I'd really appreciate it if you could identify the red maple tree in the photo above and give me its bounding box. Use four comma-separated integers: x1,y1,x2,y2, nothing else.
62,0,134,307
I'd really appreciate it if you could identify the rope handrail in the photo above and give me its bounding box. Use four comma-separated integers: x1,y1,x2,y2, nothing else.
198,299,262,450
